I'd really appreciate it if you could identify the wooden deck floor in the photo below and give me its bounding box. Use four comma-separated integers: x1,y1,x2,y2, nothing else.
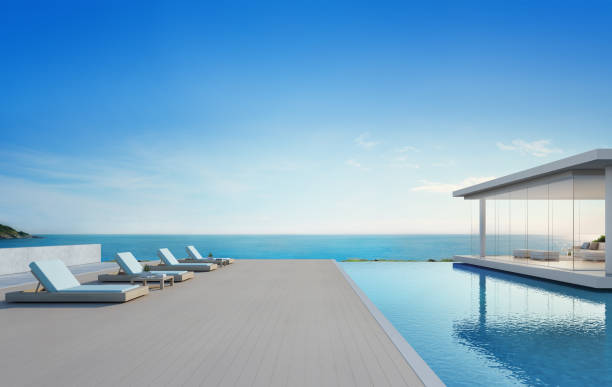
0,260,424,387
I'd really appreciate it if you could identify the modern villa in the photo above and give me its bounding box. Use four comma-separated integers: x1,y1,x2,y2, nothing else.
453,148,612,288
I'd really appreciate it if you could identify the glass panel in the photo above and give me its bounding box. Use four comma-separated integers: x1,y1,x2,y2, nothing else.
486,198,496,256
497,193,511,258
510,187,528,263
484,194,511,258
527,182,550,267
548,177,574,270
574,173,605,271
469,199,478,257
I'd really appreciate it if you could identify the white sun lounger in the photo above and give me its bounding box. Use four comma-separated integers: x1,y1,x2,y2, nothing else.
513,249,530,258
179,245,234,265
513,249,560,260
5,259,149,303
529,250,560,261
98,252,194,282
149,248,218,272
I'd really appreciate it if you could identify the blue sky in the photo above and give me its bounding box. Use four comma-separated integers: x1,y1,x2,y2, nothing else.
1,1,611,234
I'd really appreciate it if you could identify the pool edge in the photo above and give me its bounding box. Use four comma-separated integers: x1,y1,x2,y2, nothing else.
332,260,446,387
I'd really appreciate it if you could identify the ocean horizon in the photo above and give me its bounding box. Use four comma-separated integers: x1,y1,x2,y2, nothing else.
0,233,560,262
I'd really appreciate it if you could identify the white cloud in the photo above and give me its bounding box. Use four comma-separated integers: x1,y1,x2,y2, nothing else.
0,145,259,233
345,159,371,171
385,146,420,168
396,146,419,153
345,159,372,171
390,155,420,169
354,132,379,149
345,159,361,168
412,176,495,193
496,139,562,157
432,160,456,167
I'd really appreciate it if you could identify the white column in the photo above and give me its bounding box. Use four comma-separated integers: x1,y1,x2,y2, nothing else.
480,199,486,257
606,167,612,275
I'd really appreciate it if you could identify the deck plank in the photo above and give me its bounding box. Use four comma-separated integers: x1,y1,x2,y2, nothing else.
0,260,424,387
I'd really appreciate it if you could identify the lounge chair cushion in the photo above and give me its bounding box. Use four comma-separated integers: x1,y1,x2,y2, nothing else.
581,242,591,249
513,249,530,258
61,284,140,293
590,242,599,250
29,260,80,292
186,246,231,263
186,245,205,260
158,248,213,268
158,248,180,265
116,252,145,275
530,250,559,260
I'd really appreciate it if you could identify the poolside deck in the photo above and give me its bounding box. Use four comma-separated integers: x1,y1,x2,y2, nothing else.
0,259,427,387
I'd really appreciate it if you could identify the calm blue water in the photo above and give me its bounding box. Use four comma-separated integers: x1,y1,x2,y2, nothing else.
0,234,477,261
0,234,563,262
342,262,612,387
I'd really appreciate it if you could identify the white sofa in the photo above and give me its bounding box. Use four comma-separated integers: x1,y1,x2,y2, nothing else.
512,249,560,260
574,242,605,261
513,249,530,258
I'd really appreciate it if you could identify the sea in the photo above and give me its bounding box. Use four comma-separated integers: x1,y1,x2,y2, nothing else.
0,234,561,262
0,234,477,261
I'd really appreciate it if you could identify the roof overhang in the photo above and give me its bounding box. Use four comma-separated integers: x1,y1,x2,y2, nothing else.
453,148,612,198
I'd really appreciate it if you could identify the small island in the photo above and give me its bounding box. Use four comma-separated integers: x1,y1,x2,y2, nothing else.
0,224,40,239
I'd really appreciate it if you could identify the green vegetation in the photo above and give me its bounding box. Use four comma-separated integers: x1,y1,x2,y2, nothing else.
343,258,454,262
208,252,214,257
0,224,33,239
594,235,606,243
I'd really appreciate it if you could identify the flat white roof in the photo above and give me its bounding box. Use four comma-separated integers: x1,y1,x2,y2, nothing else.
453,148,612,197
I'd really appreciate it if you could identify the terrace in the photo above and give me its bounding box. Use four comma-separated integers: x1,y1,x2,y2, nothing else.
0,259,441,386
453,149,612,288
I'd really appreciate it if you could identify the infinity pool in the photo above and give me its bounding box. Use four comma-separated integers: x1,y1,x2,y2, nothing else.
341,262,612,386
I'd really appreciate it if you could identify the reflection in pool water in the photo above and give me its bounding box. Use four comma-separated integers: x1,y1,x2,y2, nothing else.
341,262,612,386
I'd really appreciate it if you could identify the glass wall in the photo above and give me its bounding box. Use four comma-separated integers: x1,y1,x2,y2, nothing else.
467,171,605,271
469,199,479,256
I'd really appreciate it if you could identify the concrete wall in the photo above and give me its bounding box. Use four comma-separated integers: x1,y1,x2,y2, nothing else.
454,255,612,289
0,244,101,275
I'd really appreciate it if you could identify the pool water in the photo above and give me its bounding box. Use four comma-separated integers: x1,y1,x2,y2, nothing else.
341,262,612,386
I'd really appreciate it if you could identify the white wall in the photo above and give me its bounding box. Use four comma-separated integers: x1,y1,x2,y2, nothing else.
0,244,101,275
